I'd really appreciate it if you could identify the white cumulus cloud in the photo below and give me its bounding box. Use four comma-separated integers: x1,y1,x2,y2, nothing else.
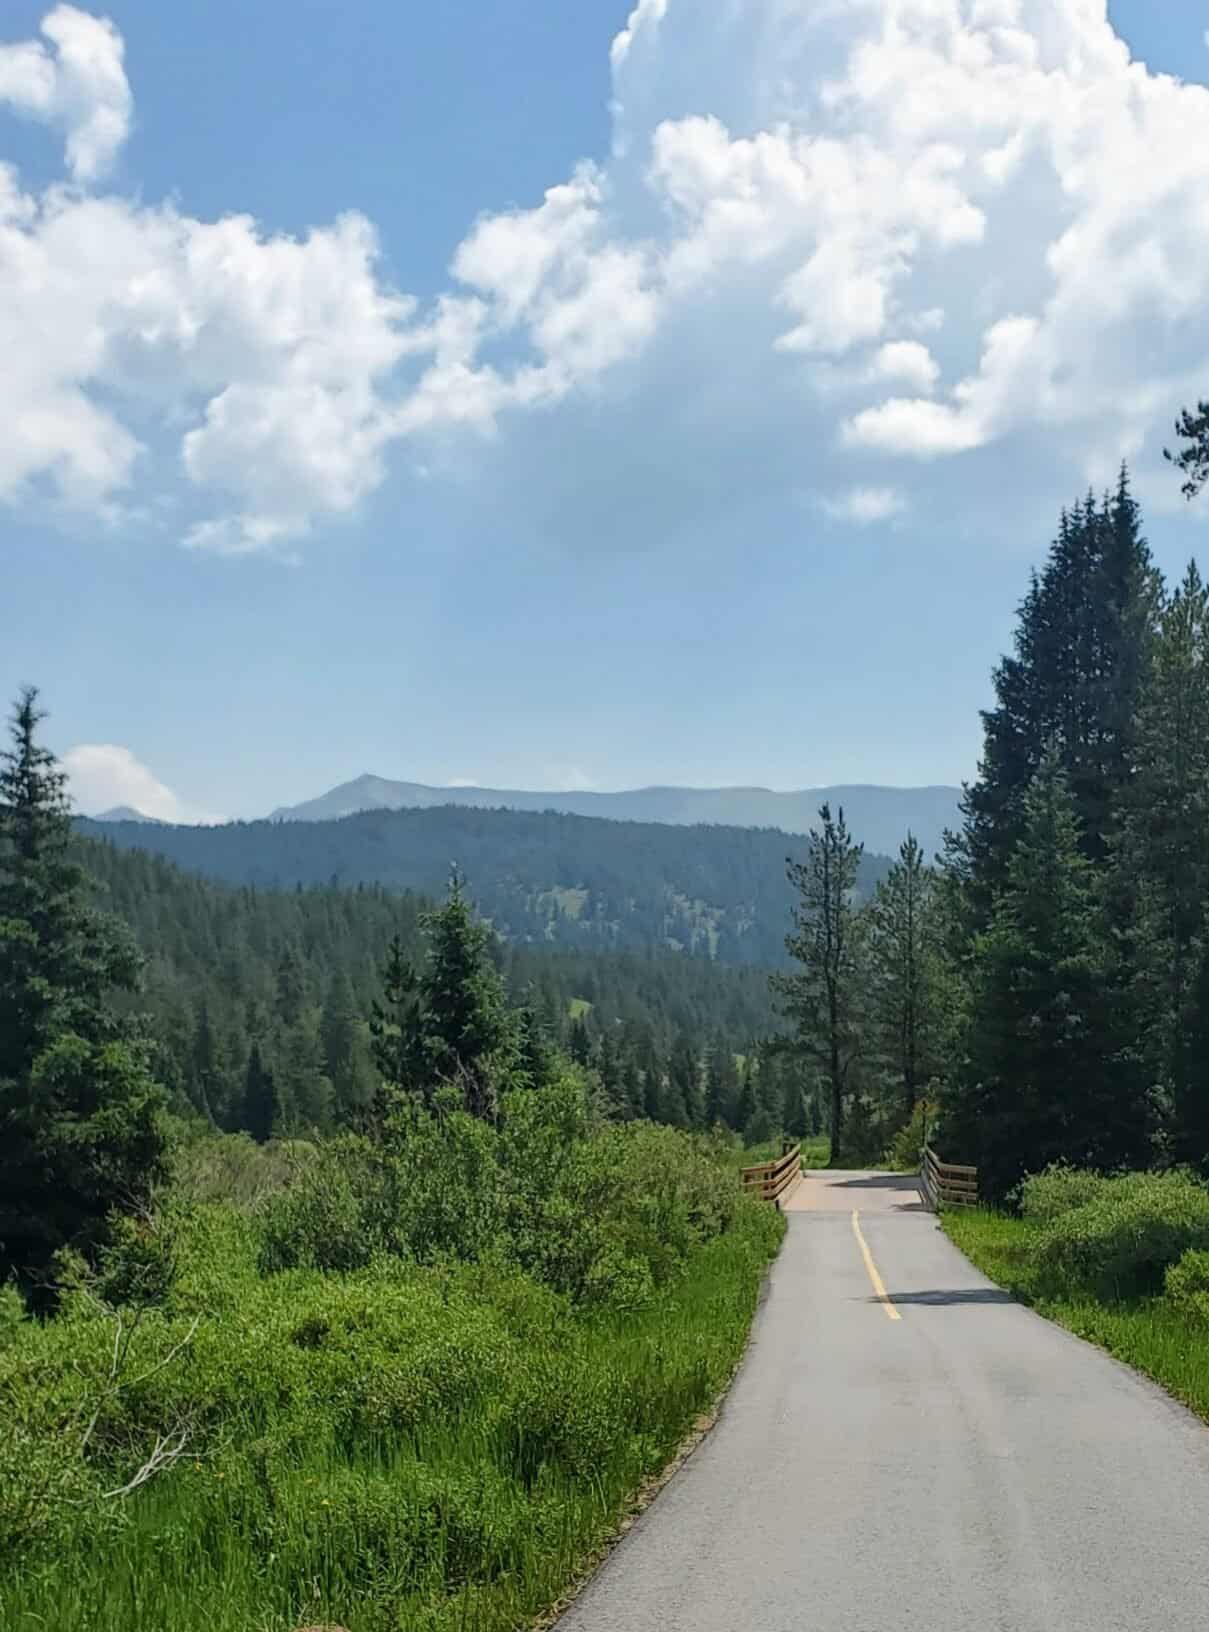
62,743,218,823
0,5,130,181
3,2,1209,556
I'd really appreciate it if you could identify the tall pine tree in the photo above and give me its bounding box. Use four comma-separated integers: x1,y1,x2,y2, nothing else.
962,474,1158,920
0,690,167,1300
951,756,1149,1201
775,804,864,1163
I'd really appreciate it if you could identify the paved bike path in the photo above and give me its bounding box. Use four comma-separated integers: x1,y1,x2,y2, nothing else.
558,1171,1209,1631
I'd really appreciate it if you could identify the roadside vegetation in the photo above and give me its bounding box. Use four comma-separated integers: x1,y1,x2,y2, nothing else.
0,694,783,1632
2,1107,781,1632
944,1165,1209,1424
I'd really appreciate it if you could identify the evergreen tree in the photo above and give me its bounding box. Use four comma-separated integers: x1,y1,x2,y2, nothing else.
867,834,941,1124
593,1026,624,1116
415,870,518,1120
188,999,221,1122
704,1031,738,1128
567,1014,592,1066
950,756,1148,1201
369,934,420,1101
781,1069,808,1140
1180,939,1209,1172
775,804,865,1164
619,1054,644,1121
0,690,167,1300
276,1014,333,1132
961,476,1158,920
1117,563,1209,1160
735,1057,758,1139
321,971,374,1122
241,1042,277,1144
664,1032,702,1128
1165,398,1209,499
514,999,559,1092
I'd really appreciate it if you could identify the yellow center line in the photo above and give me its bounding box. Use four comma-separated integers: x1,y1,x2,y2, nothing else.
852,1209,901,1321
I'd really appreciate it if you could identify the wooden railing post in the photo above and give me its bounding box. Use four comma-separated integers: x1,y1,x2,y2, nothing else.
740,1144,802,1206
921,1144,978,1211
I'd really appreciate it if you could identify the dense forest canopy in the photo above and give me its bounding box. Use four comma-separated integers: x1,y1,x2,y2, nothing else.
79,804,894,968
78,837,789,1140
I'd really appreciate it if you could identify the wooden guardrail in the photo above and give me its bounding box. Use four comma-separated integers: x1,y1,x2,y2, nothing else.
741,1144,802,1206
920,1144,978,1210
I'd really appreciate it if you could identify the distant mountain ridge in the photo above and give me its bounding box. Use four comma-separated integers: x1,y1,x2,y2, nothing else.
91,805,164,825
270,775,962,860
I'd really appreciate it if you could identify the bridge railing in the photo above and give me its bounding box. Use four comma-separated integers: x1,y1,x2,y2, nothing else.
740,1144,802,1206
920,1144,978,1211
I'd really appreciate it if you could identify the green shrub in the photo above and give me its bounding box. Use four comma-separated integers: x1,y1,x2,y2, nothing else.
1017,1163,1109,1223
1035,1170,1209,1297
883,1102,926,1172
1166,1249,1209,1327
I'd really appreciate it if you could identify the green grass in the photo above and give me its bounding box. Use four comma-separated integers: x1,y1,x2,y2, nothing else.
566,997,593,1021
2,1135,784,1632
731,1135,829,1170
944,1208,1209,1426
5,1235,779,1631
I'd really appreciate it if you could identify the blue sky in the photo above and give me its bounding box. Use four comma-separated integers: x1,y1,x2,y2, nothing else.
2,0,1209,820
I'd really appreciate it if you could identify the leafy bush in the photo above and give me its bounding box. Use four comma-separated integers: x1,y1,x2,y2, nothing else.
1017,1163,1110,1223
258,1073,743,1308
1035,1170,1209,1298
1166,1249,1209,1327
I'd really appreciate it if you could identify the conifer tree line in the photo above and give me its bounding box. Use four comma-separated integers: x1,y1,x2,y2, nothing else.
76,836,783,1143
777,468,1209,1196
0,690,808,1293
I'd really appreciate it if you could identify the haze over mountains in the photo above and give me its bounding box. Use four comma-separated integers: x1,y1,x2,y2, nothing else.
268,775,962,860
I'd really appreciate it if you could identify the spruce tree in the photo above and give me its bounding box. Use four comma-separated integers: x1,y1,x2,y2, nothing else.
952,756,1147,1201
369,934,420,1100
704,1031,738,1128
1117,562,1209,1159
867,833,941,1124
0,689,167,1299
775,804,864,1163
415,870,518,1120
961,475,1158,919
664,1032,702,1128
242,1042,277,1144
321,971,374,1123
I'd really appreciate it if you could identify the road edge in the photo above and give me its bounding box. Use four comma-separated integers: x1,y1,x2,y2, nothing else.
539,1227,784,1629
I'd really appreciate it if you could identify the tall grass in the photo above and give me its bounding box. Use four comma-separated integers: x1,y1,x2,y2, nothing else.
2,1091,783,1632
944,1203,1209,1426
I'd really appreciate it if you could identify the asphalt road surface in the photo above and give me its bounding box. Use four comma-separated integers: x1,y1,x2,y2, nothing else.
557,1169,1209,1632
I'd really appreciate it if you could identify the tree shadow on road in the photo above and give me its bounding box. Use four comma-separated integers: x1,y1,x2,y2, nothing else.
871,1288,1017,1307
825,1175,922,1190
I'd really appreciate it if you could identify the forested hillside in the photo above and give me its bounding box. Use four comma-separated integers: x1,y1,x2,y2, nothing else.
80,804,894,967
81,838,789,1139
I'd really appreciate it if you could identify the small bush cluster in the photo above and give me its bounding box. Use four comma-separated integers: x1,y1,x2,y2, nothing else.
1021,1166,1209,1299
1165,1249,1209,1327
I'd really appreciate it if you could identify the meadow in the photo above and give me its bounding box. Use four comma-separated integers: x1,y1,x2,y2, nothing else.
1,1079,784,1632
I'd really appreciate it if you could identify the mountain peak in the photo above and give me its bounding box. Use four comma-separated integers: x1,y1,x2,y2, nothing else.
91,805,163,824
267,776,962,860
